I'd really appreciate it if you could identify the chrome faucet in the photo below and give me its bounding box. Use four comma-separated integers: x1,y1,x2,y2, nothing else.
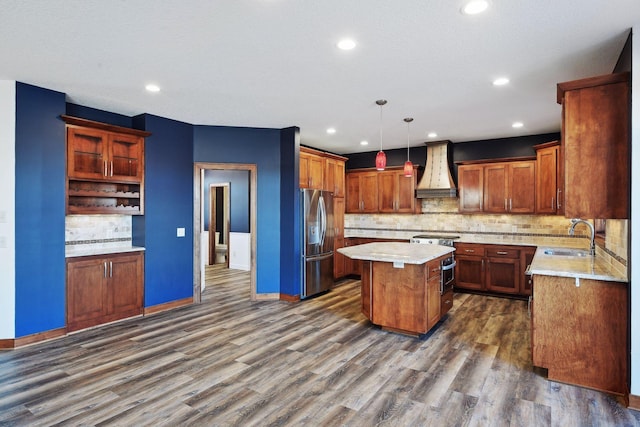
569,218,596,256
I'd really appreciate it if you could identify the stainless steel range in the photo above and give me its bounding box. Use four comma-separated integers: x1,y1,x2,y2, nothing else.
411,234,458,296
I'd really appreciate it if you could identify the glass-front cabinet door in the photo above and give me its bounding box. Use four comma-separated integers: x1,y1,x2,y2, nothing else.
109,133,143,182
67,127,109,180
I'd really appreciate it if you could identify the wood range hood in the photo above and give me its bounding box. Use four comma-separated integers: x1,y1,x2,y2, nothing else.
415,140,457,198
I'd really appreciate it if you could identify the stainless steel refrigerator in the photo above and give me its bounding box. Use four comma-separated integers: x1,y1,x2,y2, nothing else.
301,189,334,299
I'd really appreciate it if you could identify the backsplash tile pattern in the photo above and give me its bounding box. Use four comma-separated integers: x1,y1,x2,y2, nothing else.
65,215,132,247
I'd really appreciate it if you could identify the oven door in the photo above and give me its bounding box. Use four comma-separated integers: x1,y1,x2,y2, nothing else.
440,257,456,294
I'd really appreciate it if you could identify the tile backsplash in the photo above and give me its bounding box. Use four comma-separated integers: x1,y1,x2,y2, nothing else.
65,215,132,246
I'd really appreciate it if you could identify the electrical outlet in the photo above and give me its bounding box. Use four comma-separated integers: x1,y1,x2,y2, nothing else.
177,227,185,237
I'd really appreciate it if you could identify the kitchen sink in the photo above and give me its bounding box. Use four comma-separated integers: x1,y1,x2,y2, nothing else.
542,248,592,257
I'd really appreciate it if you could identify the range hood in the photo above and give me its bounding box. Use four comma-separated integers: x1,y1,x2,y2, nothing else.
415,140,458,198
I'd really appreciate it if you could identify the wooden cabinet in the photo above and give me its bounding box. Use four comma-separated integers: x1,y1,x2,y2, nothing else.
346,166,420,214
458,165,484,213
535,141,563,215
520,247,536,296
368,255,448,335
66,251,144,332
62,115,149,215
483,161,536,214
377,167,420,213
324,157,346,197
346,171,378,213
458,159,535,214
299,148,324,190
454,243,534,297
558,72,629,219
333,197,346,279
532,275,628,395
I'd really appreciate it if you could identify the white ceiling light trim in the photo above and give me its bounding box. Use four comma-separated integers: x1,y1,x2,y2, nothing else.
326,127,336,134
512,122,524,128
493,77,510,86
145,84,160,93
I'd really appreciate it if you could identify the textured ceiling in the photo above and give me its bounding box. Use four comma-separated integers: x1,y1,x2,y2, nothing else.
1,0,638,154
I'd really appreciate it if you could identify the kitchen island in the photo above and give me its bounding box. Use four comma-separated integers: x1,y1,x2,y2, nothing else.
338,242,455,336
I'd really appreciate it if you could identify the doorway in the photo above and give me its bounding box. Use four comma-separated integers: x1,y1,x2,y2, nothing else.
209,183,230,268
193,162,257,302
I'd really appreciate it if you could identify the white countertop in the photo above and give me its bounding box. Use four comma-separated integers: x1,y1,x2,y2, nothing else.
529,247,627,283
65,245,145,258
338,242,454,265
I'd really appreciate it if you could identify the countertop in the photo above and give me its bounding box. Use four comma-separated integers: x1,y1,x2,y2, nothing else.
528,247,627,283
65,245,145,258
338,242,454,265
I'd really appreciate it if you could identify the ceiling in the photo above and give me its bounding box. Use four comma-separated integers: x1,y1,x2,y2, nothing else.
1,1,638,155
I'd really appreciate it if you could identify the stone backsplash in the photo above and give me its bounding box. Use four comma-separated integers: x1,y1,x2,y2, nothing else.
65,215,132,247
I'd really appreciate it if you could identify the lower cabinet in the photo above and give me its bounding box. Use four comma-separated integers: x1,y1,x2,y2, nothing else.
454,243,534,297
532,275,628,395
66,251,144,332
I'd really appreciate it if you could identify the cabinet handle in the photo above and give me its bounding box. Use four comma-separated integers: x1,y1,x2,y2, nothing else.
103,161,108,177
551,197,554,209
110,161,114,177
509,198,512,211
103,261,107,278
481,259,485,270
109,261,113,278
504,199,507,210
557,189,562,209
465,249,475,253
496,251,508,255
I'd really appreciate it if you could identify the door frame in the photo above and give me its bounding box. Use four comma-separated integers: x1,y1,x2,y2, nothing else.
193,162,257,302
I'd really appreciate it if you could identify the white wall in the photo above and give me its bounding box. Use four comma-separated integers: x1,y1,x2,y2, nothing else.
631,26,639,398
0,81,16,339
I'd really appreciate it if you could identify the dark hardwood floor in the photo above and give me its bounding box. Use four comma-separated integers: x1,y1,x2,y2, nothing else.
0,265,638,426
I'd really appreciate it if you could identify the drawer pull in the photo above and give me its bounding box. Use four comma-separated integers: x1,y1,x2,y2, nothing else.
465,249,475,253
496,251,508,255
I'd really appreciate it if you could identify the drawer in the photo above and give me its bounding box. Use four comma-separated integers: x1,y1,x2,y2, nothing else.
485,247,520,259
455,243,485,257
441,289,454,317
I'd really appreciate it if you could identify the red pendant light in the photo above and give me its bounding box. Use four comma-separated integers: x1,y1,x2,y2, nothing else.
375,99,387,171
403,117,414,177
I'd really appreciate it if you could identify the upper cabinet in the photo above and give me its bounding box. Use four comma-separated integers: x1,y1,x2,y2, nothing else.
62,115,150,215
299,147,347,195
534,141,563,215
458,159,535,214
346,166,421,214
558,72,630,219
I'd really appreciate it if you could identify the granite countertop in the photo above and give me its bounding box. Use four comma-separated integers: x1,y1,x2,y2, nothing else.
528,247,627,283
65,245,146,258
338,242,454,265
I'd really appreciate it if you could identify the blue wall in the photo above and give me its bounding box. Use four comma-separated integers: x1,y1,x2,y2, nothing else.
132,114,194,307
194,125,292,294
279,127,302,296
203,169,250,233
15,83,66,337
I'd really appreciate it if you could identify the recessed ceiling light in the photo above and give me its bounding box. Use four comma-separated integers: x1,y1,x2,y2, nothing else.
337,39,356,50
145,84,160,93
512,122,524,128
427,132,438,138
493,77,510,86
326,128,336,134
461,0,489,15
360,140,369,146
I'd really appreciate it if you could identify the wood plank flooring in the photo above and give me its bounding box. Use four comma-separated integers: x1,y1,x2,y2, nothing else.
1,265,638,426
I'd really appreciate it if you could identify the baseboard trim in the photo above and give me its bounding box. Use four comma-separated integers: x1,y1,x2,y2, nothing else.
279,293,300,302
629,394,640,411
0,327,67,350
144,297,193,315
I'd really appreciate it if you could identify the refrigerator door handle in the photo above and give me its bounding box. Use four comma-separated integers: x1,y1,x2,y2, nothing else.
319,194,327,247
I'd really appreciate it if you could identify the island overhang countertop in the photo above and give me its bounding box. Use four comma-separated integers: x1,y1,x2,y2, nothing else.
338,242,454,264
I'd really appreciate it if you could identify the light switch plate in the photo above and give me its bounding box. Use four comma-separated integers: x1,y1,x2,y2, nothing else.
177,227,185,237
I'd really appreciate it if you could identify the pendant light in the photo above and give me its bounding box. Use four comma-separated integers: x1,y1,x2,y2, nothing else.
375,99,387,171
403,117,414,177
